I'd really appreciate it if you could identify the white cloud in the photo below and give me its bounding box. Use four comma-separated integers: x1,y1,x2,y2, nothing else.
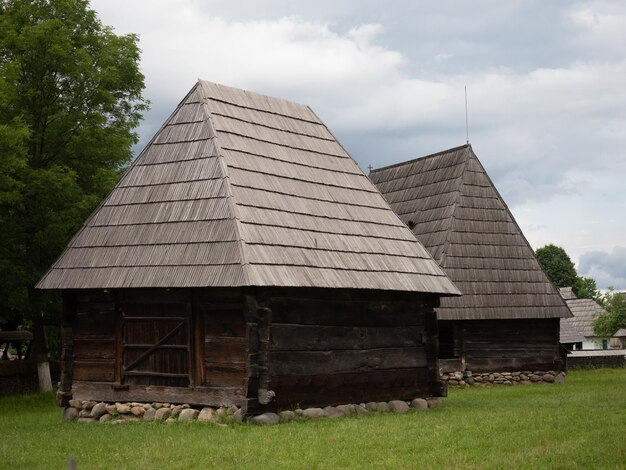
569,3,626,56
578,246,626,289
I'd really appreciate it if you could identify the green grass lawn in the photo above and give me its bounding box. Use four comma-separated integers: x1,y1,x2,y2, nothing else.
2,368,625,469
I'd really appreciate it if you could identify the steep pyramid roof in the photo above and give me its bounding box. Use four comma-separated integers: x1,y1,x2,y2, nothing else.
370,144,571,319
37,81,459,295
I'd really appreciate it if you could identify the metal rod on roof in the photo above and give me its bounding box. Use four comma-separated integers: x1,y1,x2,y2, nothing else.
465,85,470,144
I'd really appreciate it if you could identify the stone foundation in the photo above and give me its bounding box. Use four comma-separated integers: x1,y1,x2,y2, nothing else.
62,397,443,425
441,370,566,387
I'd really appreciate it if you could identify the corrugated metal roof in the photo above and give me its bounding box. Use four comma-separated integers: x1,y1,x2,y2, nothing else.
370,144,572,320
37,81,460,295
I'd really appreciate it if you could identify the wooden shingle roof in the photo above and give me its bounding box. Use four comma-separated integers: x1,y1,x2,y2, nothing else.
559,287,607,338
37,81,460,295
370,144,571,320
558,288,586,343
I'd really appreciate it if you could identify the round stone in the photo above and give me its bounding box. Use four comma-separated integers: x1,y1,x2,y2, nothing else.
130,406,145,417
63,407,79,421
322,406,343,418
68,399,83,409
388,400,410,413
170,405,183,418
301,408,324,419
198,407,217,422
90,402,107,419
154,408,171,421
336,404,356,415
250,412,279,425
178,408,199,422
143,408,157,422
427,398,442,408
115,403,131,414
376,402,389,412
410,398,428,410
278,410,295,423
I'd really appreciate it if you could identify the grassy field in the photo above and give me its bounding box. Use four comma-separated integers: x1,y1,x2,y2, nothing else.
2,368,625,469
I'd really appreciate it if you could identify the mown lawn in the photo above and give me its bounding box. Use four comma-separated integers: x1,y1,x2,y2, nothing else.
2,368,625,469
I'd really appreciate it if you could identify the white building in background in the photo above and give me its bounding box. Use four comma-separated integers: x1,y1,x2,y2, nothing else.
559,287,626,350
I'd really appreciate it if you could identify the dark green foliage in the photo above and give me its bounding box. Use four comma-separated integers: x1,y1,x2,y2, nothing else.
0,0,147,337
536,244,579,290
536,244,599,300
576,276,601,302
594,288,626,337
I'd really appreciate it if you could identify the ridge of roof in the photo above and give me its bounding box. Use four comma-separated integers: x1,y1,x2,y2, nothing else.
370,144,471,174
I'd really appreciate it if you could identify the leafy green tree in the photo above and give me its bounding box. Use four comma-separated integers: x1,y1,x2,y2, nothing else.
594,288,626,337
576,276,601,302
0,0,148,353
535,244,600,301
536,244,579,289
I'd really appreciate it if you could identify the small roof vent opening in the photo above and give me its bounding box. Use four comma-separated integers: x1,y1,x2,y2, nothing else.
407,220,417,230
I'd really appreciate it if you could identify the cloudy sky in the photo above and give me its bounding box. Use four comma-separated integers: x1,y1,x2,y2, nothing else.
91,0,626,290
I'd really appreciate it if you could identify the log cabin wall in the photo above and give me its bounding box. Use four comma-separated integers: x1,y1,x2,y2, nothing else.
67,288,249,407
264,289,443,409
72,290,117,384
63,287,446,409
194,288,247,392
458,318,562,372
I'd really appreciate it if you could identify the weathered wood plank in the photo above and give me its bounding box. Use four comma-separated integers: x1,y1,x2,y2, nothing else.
192,291,205,386
73,361,115,382
205,337,247,364
204,364,247,387
121,288,190,303
74,312,116,337
270,324,422,351
72,381,246,406
269,368,430,408
424,310,439,385
270,347,427,376
204,309,246,337
194,287,244,303
265,287,434,304
270,298,427,326
73,339,115,360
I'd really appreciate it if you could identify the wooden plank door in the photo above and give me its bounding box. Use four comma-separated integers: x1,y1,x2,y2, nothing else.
121,295,192,388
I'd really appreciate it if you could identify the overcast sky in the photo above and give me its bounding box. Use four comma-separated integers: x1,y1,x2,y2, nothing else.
91,0,626,290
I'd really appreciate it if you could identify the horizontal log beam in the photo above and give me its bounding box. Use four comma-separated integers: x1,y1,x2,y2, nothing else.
271,324,423,351
270,347,427,376
72,381,245,407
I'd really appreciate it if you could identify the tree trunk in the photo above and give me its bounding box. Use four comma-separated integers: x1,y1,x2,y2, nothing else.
32,315,53,392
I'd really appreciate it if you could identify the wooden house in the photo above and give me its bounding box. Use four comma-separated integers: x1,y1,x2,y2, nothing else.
37,81,460,412
559,287,624,350
370,145,571,374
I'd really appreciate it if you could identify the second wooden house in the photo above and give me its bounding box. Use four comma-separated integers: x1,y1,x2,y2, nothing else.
370,145,572,381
